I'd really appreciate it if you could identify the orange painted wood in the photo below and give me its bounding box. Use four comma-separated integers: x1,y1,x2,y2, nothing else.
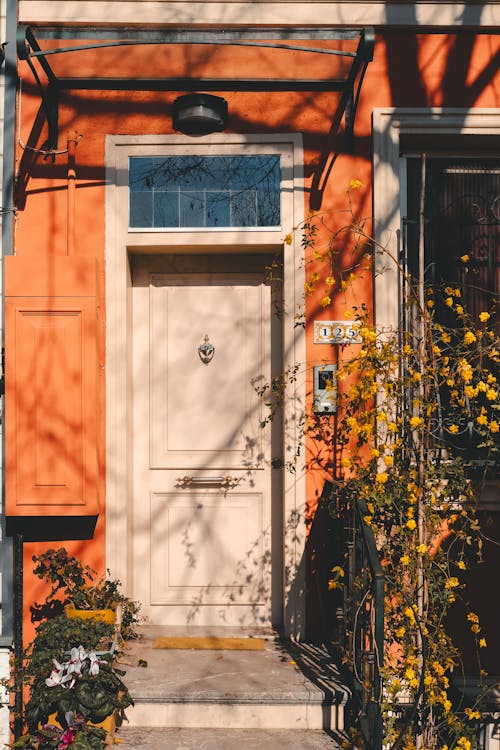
5,258,99,537
5,255,98,297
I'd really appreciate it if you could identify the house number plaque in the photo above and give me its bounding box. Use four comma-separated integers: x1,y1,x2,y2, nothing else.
313,320,362,345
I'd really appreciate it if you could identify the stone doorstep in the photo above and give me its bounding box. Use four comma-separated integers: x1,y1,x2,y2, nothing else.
125,700,345,731
115,727,346,750
116,630,350,733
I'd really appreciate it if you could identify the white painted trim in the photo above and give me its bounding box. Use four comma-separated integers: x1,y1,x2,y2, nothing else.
105,133,306,638
372,108,500,333
0,649,10,747
19,3,500,27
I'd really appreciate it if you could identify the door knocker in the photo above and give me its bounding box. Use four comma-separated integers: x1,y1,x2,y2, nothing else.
198,334,215,365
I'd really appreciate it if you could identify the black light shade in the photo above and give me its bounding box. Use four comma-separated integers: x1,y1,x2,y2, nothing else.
172,94,228,136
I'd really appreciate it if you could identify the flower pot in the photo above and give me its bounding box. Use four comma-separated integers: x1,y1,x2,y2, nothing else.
45,711,117,736
64,604,116,624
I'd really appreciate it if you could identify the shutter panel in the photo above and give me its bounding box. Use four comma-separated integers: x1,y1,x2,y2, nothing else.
5,256,100,540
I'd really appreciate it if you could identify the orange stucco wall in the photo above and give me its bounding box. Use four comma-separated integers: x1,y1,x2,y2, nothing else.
12,32,500,642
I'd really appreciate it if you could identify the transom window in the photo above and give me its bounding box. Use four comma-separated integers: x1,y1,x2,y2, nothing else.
129,154,281,230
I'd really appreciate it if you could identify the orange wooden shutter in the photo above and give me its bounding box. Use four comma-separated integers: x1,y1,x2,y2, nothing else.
5,256,100,540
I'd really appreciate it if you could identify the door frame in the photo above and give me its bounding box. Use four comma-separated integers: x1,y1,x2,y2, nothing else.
104,133,306,638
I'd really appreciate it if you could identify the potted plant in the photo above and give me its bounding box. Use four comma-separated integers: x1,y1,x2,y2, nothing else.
13,643,133,749
31,548,142,640
25,645,133,731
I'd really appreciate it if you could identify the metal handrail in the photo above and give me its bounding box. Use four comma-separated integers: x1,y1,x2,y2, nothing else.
337,490,384,750
355,498,385,703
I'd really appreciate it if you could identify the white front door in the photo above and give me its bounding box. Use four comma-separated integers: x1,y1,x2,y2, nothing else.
132,255,279,627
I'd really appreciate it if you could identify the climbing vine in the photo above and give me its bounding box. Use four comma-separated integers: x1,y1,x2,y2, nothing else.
264,182,499,749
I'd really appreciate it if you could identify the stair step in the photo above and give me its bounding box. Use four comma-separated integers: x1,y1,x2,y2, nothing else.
115,727,345,749
118,629,350,732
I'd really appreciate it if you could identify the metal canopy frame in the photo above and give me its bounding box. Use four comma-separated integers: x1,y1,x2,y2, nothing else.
17,24,374,152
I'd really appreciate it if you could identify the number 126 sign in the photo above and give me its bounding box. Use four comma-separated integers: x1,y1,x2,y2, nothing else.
314,320,362,344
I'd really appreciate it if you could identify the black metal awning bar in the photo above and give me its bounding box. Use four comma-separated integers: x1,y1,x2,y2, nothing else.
21,25,365,43
22,39,357,59
57,77,349,92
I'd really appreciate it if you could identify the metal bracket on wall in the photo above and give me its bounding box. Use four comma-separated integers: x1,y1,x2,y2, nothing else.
16,24,374,155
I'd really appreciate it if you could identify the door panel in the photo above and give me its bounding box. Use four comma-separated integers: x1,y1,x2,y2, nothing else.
132,257,276,627
149,276,266,469
150,491,265,605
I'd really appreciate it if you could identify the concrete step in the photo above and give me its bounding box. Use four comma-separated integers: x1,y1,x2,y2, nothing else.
114,727,345,749
116,628,350,733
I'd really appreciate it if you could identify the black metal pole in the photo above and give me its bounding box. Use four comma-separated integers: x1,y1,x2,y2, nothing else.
13,532,23,739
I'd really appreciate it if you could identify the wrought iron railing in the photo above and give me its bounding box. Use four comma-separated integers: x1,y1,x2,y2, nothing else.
336,490,384,750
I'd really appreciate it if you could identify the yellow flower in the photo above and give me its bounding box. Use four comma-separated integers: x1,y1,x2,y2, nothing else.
349,179,363,190
320,295,331,308
363,515,372,526
458,359,473,382
463,330,477,345
400,555,410,566
404,666,416,681
467,612,479,623
447,424,459,434
370,448,380,458
456,305,464,315
432,661,445,675
465,707,481,724
457,560,466,570
403,344,413,355
340,457,352,468
412,371,422,382
445,577,459,589
360,326,377,342
479,311,490,322
405,606,416,622
445,297,454,307
486,388,497,401
406,519,417,531
479,638,487,648
409,416,423,428
457,738,471,750
460,254,470,263
395,626,406,638
383,455,394,467
284,233,293,245
477,410,488,426
489,420,499,433
427,299,434,308
325,275,336,287
375,472,388,484
417,544,428,554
